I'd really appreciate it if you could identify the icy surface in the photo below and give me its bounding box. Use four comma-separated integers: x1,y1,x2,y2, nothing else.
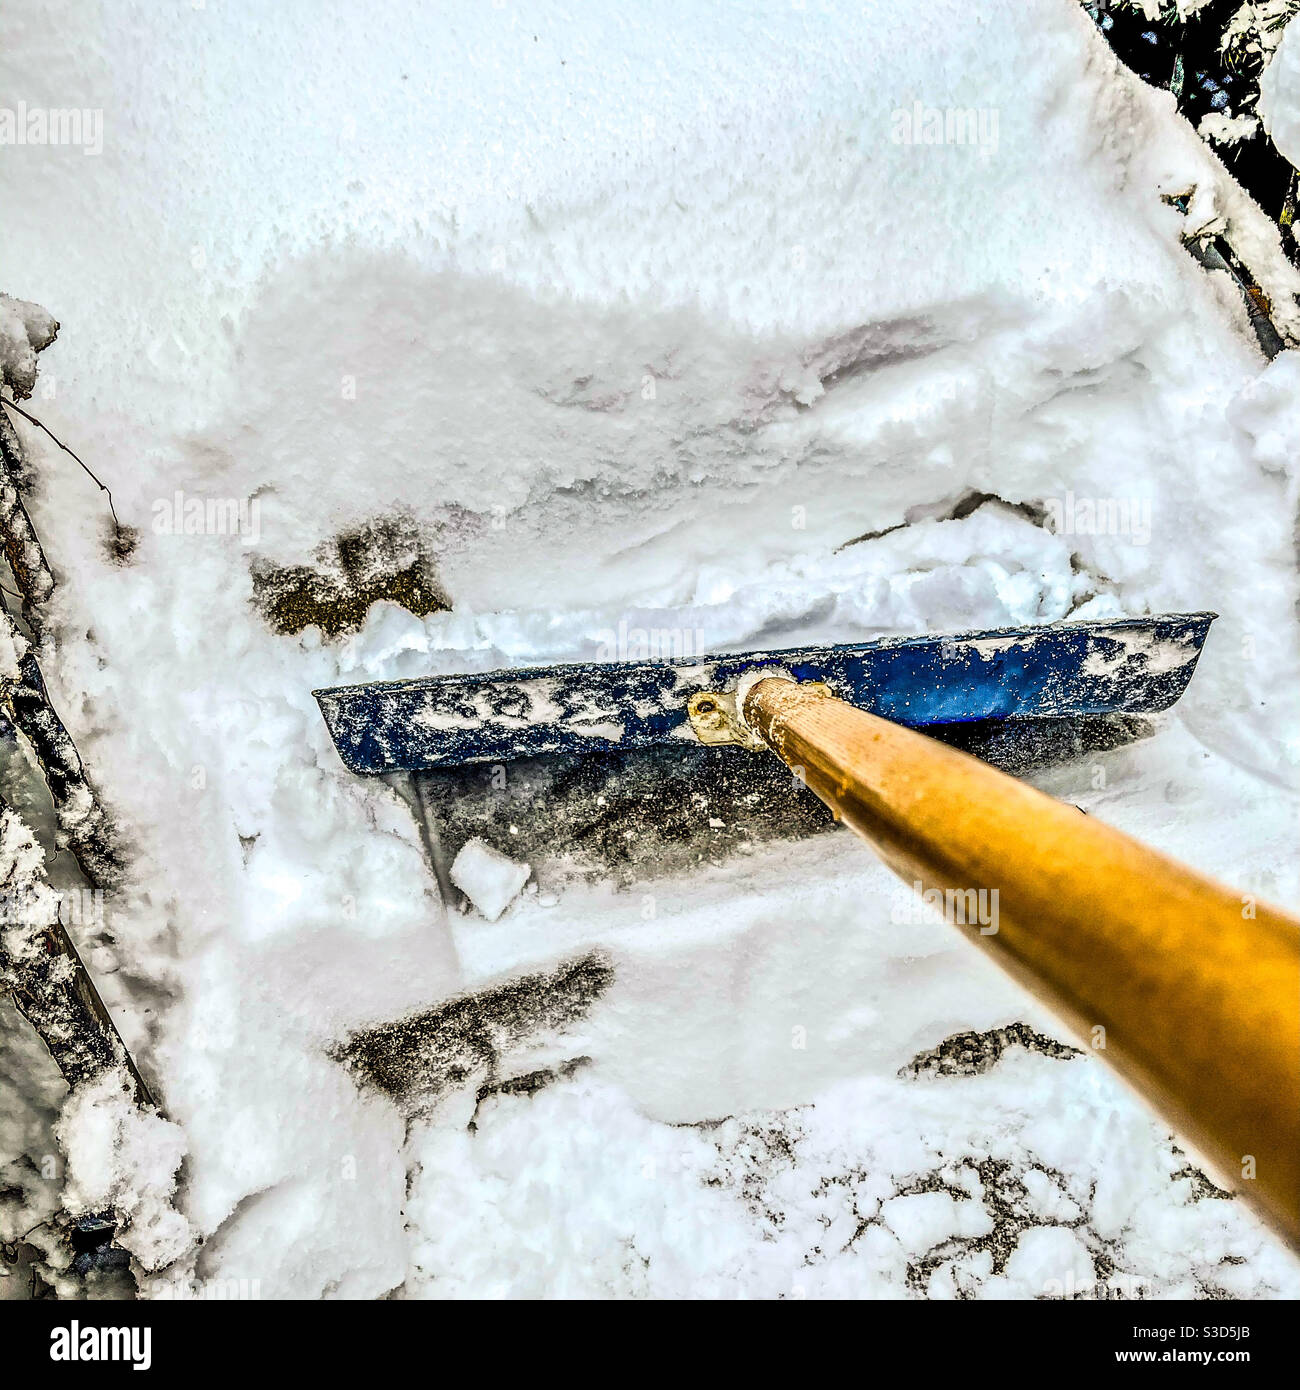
1,0,1298,1298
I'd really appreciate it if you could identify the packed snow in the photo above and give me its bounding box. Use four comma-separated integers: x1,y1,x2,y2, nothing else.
1,0,1298,1298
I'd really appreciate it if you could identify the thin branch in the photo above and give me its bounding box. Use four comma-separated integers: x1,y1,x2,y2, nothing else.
0,396,120,528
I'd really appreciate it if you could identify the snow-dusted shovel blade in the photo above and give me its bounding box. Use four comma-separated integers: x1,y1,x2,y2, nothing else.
314,612,1215,775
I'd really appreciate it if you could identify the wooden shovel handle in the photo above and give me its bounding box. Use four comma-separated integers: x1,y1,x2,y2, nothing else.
743,677,1300,1249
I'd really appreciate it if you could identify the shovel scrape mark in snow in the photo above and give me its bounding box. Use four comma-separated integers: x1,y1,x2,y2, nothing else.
252,513,449,638
470,1056,592,1130
738,312,979,424
899,1022,1082,1079
837,489,1049,551
331,952,612,1112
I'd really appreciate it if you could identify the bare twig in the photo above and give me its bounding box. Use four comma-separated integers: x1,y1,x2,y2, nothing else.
0,396,120,528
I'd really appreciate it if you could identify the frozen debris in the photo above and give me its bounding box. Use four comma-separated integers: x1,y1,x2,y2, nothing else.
1259,11,1300,170
449,838,530,922
0,294,57,401
55,1070,191,1273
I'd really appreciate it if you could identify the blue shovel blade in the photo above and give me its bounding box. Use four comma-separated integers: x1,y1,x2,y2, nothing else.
314,612,1215,775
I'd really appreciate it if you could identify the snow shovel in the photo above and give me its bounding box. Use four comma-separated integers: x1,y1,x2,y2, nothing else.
314,611,1300,1249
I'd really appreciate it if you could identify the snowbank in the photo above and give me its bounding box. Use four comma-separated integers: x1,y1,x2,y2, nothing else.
1259,12,1300,170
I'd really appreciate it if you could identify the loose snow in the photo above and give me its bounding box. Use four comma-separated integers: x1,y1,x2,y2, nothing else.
55,1072,190,1272
0,0,1298,1299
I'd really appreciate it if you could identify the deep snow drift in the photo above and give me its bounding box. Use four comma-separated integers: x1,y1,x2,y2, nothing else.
1,0,1299,1297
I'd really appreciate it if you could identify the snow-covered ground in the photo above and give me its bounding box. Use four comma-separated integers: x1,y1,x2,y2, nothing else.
2,0,1299,1298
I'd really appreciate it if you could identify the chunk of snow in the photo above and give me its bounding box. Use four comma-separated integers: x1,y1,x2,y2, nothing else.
450,839,530,922
341,600,430,673
1259,13,1300,170
1003,1226,1095,1297
1197,112,1258,146
55,1072,192,1273
879,1190,993,1252
0,294,57,400
1227,350,1300,484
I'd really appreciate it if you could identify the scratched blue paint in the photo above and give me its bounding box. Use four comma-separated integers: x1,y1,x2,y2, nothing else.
314,612,1215,775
